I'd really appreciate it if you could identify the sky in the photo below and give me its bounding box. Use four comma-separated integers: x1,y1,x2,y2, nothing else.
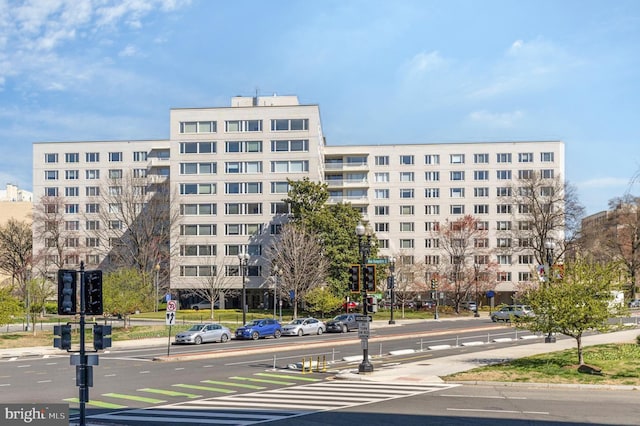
1,0,639,216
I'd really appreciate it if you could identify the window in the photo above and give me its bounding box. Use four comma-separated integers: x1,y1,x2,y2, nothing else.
497,204,512,214
271,139,308,152
86,152,99,162
109,169,122,179
86,169,100,179
271,202,288,214
541,169,554,179
271,160,309,173
271,181,289,194
476,221,489,230
400,222,414,232
375,222,389,232
541,152,554,162
179,142,216,153
497,255,512,265
180,183,217,195
497,221,512,230
225,120,262,132
45,153,58,163
375,172,389,183
518,221,533,231
425,238,439,248
180,121,217,133
65,204,79,214
474,187,489,197
474,153,489,163
424,154,440,165
518,204,531,214
65,238,79,248
519,272,533,282
65,221,79,231
375,156,389,166
450,171,464,181
85,220,99,230
133,168,147,178
425,188,440,198
85,186,99,196
399,188,414,198
475,238,489,248
109,220,122,230
400,155,414,165
45,187,58,196
400,205,414,215
519,237,533,247
475,255,489,265
65,153,79,163
65,187,79,197
519,169,534,179
518,152,533,163
270,118,309,131
474,204,489,214
497,170,512,180
450,205,465,214
540,186,554,197
425,171,440,181
399,239,414,249
181,224,217,236
374,205,389,215
519,255,534,265
85,203,99,213
375,189,389,199
45,170,58,180
425,221,440,231
133,151,148,161
450,154,465,164
65,170,78,180
400,171,414,182
497,238,512,248
474,170,489,180
85,237,100,248
497,153,512,163
424,205,440,215
450,188,465,198
496,187,512,197
181,245,216,256
109,152,123,162
425,255,439,265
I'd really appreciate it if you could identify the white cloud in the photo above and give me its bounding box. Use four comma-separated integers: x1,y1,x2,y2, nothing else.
405,50,445,74
468,109,524,128
119,44,138,57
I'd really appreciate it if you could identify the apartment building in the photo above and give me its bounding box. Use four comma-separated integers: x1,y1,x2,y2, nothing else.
32,95,564,308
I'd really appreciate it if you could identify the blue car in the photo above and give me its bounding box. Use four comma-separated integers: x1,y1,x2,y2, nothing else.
235,319,282,340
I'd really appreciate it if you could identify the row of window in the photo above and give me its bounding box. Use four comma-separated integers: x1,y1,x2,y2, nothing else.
179,119,309,134
374,152,555,166
180,140,310,154
44,169,148,180
44,152,149,164
374,184,554,199
373,169,554,183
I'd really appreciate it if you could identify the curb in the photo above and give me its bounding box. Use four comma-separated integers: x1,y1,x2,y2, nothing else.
447,380,640,391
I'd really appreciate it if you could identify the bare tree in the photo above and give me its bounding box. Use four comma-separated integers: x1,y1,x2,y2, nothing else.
508,173,584,265
32,195,79,275
0,219,33,294
391,254,426,318
264,223,329,318
187,260,237,320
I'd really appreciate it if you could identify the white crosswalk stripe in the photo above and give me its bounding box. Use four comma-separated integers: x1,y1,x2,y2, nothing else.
88,381,457,425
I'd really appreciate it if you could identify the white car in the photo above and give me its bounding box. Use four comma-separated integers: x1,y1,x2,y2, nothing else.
174,323,231,345
190,301,219,310
281,317,326,336
629,299,640,308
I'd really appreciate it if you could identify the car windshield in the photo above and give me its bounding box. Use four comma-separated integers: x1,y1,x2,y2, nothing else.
245,320,261,327
333,315,349,321
289,319,305,325
186,324,205,331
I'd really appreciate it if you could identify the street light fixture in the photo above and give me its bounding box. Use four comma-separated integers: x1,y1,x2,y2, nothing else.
544,239,556,343
272,265,282,322
388,257,396,325
355,222,374,373
154,263,160,313
238,252,250,325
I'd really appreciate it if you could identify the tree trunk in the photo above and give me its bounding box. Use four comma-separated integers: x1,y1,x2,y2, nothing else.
576,334,584,365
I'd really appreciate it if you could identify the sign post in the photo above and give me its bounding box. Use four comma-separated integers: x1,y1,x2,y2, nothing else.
166,300,177,356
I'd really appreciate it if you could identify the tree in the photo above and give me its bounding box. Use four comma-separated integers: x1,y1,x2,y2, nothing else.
509,174,584,266
392,256,424,318
264,223,329,318
187,260,236,320
0,288,21,327
0,219,34,325
285,178,368,297
103,268,151,324
304,286,342,318
32,195,73,273
519,257,625,365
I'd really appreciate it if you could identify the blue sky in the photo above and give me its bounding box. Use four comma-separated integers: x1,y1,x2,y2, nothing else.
1,0,639,216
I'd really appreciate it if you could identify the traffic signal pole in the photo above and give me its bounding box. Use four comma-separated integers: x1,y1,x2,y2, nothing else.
78,262,88,426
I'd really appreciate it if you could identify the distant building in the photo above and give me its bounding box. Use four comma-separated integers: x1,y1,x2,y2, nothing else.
32,95,564,307
0,184,32,223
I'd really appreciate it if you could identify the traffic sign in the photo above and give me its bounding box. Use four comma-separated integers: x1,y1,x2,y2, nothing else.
167,300,177,312
367,258,388,264
166,311,176,326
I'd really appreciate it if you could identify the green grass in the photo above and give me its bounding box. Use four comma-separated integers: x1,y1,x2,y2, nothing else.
444,343,640,386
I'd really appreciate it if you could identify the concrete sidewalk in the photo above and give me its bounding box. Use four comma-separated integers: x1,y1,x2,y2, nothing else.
335,327,640,389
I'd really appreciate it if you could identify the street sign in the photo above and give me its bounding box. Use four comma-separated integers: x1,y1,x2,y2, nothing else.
367,258,388,264
358,321,370,339
167,300,177,312
486,290,495,298
166,311,176,326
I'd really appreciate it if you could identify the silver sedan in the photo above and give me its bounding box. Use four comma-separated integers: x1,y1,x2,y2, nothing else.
281,317,326,336
174,323,231,344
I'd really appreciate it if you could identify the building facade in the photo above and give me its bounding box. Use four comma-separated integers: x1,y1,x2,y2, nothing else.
32,95,564,307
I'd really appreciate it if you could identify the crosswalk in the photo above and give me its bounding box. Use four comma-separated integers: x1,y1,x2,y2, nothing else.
85,379,456,425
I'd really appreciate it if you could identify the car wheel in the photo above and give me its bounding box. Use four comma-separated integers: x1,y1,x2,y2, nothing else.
220,333,229,343
193,306,199,311
194,336,202,345
491,317,497,322
297,329,303,337
317,327,323,335
341,325,347,333
274,330,282,339
251,331,260,340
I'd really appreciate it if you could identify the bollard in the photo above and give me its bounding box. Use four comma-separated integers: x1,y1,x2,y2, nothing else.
316,356,320,372
322,355,327,372
301,357,306,374
272,354,276,371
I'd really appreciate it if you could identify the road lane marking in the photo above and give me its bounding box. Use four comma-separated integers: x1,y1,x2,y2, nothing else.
201,380,265,389
138,388,201,398
173,383,236,393
63,397,126,409
441,394,527,400
102,393,166,404
254,372,320,382
447,408,549,415
229,376,296,385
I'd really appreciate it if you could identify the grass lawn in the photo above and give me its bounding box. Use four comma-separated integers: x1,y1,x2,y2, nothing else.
444,343,640,386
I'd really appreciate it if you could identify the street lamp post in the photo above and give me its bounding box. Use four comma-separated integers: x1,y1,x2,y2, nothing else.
355,223,374,373
474,264,480,318
154,263,160,313
238,253,250,325
544,239,556,344
388,257,396,325
272,265,280,321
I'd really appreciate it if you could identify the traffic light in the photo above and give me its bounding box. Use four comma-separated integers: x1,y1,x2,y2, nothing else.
363,264,376,291
430,279,437,290
57,269,77,315
53,324,72,350
84,270,103,315
93,325,112,350
366,296,378,313
348,265,360,293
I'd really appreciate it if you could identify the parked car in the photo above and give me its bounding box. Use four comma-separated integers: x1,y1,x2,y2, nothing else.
326,313,367,333
281,317,326,336
490,305,534,322
342,301,359,310
629,299,640,308
174,323,231,345
235,319,282,340
190,301,220,310
460,301,477,311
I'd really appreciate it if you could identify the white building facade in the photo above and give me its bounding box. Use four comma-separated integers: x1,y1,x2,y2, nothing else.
32,95,564,307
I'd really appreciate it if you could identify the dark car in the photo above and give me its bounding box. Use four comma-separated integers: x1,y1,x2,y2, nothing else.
235,319,282,340
326,313,366,333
